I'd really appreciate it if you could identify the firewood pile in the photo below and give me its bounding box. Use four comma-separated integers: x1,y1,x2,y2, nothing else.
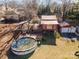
0,32,13,59
0,24,18,36
0,24,20,59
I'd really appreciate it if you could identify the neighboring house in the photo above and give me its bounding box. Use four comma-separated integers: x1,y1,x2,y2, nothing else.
16,8,25,16
16,8,27,21
0,5,6,18
0,5,18,20
5,11,19,20
40,15,59,31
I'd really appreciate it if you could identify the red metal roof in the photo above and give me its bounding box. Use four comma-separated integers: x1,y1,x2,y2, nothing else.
41,15,57,20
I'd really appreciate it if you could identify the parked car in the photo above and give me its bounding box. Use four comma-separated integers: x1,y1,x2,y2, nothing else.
75,25,79,36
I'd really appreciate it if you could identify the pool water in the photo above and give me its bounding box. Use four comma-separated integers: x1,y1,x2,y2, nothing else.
12,37,36,51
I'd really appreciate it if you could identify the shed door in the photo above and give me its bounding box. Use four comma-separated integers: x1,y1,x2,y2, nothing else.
47,25,52,29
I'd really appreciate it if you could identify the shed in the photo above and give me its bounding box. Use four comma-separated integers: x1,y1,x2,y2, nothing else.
41,15,59,31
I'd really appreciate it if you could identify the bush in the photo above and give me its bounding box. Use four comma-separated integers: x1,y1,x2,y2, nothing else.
31,20,40,24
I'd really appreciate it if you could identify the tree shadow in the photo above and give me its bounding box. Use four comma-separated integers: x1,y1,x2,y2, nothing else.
60,33,79,42
41,31,56,46
7,49,34,59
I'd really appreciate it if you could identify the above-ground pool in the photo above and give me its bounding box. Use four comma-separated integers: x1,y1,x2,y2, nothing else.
11,37,37,55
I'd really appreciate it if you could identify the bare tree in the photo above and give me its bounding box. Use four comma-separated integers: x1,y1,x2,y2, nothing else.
22,0,38,20
38,0,52,15
50,2,58,14
20,0,39,33
8,0,17,9
61,0,73,20
3,0,9,11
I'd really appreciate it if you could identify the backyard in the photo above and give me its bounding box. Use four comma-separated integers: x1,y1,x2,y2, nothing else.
0,0,79,59
29,38,79,59
7,32,79,59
